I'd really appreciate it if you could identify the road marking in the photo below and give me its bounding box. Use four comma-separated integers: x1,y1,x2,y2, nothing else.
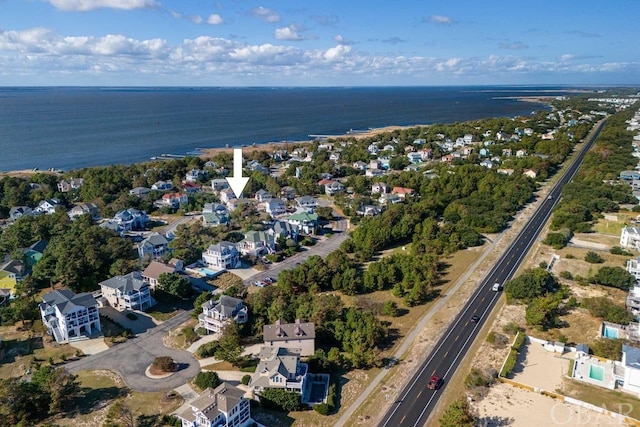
455,335,459,341
481,296,485,302
417,390,423,399
431,369,436,376
444,351,448,358
401,415,406,424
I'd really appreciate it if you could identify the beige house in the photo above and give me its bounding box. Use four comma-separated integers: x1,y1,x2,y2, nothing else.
249,347,308,394
263,319,315,357
176,382,252,427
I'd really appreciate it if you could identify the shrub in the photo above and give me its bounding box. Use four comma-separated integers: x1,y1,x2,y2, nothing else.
539,261,548,269
196,341,220,358
582,297,634,324
590,338,624,360
611,246,634,256
584,251,604,264
242,374,251,385
502,322,524,335
565,253,575,259
314,403,330,415
590,266,636,289
182,328,200,345
486,331,509,348
194,371,221,390
259,388,303,412
126,312,138,320
559,270,573,280
152,356,177,373
161,415,181,427
464,368,495,389
382,300,399,317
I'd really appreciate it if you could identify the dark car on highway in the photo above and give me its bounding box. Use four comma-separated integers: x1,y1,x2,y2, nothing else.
427,376,443,390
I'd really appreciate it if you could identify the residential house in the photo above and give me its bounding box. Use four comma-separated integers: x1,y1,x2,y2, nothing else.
480,159,494,169
109,209,149,233
137,232,170,259
371,182,390,194
203,203,229,215
392,187,415,199
220,188,237,204
68,203,99,220
357,205,382,217
255,189,272,203
198,295,248,334
57,178,85,193
9,206,33,221
129,187,151,197
479,147,491,157
621,345,640,395
418,148,433,160
378,157,391,170
287,212,318,234
264,198,286,217
35,199,63,215
367,144,380,155
39,289,101,343
497,168,515,176
621,171,640,181
23,240,48,268
382,144,395,152
329,152,341,162
320,180,344,196
365,168,384,178
248,160,268,174
441,154,454,164
627,255,640,280
369,159,381,170
202,242,241,270
280,186,296,200
176,382,252,427
263,319,316,357
523,169,538,179
516,149,528,158
407,152,423,164
186,169,207,183
352,161,368,171
269,220,300,243
627,283,640,318
0,258,24,294
249,347,308,395
237,231,275,257
379,193,402,205
463,134,474,144
621,226,640,250
502,148,512,157
295,196,317,213
156,192,188,209
203,212,230,227
142,259,184,289
99,271,154,311
182,182,202,194
151,180,173,190
413,138,426,145
211,178,230,192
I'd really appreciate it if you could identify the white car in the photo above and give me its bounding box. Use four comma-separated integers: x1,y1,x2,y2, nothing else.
492,283,502,292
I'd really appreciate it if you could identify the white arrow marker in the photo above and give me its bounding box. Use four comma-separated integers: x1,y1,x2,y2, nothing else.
226,147,250,198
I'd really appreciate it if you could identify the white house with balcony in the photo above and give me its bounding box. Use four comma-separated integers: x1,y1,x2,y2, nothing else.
202,242,241,270
264,198,286,217
39,290,101,343
198,295,248,334
237,231,275,257
621,227,640,250
250,347,309,395
176,382,253,427
137,232,169,259
295,196,317,213
99,271,154,311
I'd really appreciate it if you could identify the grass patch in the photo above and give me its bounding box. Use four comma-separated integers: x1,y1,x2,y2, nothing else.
202,360,236,371
562,379,640,420
146,301,180,321
592,220,626,236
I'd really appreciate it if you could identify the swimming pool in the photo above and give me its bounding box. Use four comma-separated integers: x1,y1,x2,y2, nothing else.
199,268,219,277
603,325,619,339
589,364,605,381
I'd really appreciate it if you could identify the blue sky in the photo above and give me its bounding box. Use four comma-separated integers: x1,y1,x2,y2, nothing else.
0,0,638,86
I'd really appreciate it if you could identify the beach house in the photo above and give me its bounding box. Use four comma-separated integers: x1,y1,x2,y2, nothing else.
176,382,253,427
99,271,154,311
39,290,101,343
141,259,184,289
202,242,241,270
198,295,248,334
263,319,315,357
137,232,170,259
249,347,309,395
621,226,640,250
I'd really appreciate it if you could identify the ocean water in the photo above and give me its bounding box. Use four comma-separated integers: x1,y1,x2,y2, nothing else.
0,86,562,172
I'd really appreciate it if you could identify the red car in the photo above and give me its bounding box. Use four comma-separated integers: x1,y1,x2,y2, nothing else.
427,376,443,390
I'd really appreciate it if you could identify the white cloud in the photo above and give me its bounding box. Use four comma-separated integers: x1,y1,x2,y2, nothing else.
333,35,353,45
251,6,280,23
499,42,529,50
188,15,203,25
275,25,304,41
0,27,637,85
45,0,159,11
207,14,223,25
427,15,453,25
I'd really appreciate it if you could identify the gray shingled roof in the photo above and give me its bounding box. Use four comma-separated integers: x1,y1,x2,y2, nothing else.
41,289,98,314
99,271,147,294
203,295,243,317
179,382,245,422
250,347,302,389
263,319,315,342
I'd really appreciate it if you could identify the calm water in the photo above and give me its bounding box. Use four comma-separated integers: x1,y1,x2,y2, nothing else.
0,86,561,172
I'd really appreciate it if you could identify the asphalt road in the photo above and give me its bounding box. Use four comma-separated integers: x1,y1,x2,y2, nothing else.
378,119,606,427
65,310,200,392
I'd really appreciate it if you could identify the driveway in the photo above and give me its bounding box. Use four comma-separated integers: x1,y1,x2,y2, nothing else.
242,217,349,285
99,306,159,335
65,311,200,392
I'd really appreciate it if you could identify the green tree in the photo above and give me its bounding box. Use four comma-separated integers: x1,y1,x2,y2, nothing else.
259,388,302,412
103,400,135,427
584,251,604,264
193,371,221,391
591,266,635,289
439,398,475,427
157,273,193,299
215,323,243,364
382,300,399,317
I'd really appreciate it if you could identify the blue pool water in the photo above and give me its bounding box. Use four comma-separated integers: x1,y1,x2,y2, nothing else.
589,364,605,381
603,326,619,339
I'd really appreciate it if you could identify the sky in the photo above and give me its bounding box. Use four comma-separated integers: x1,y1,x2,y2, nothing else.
0,0,638,86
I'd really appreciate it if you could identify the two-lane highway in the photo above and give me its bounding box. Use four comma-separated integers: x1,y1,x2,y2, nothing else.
378,119,606,427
